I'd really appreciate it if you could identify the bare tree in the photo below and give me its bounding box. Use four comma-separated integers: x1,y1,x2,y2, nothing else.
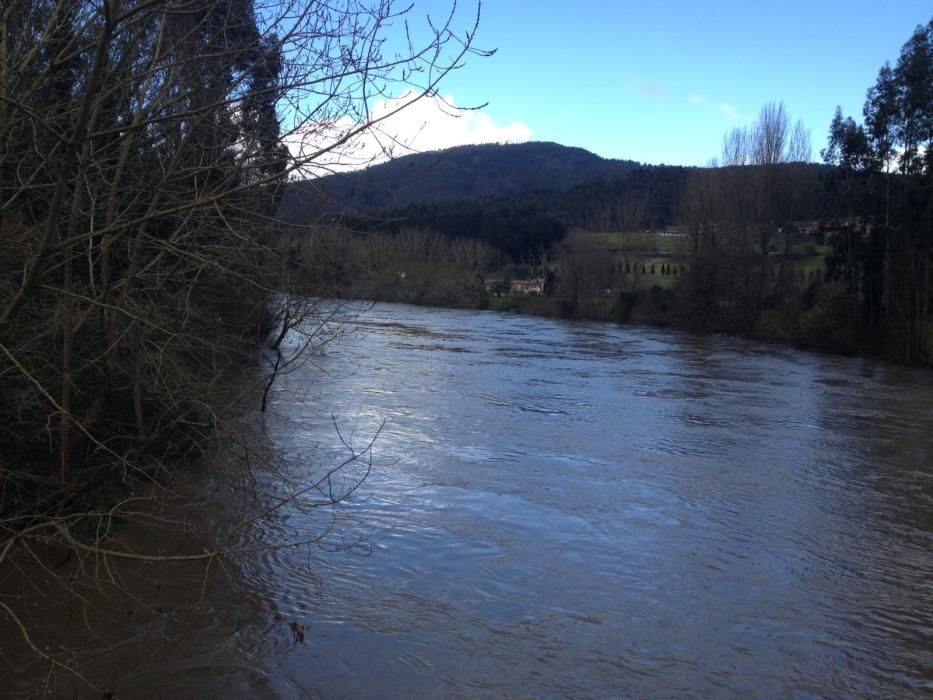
555,231,616,316
681,101,813,329
721,101,811,166
721,126,749,166
0,0,488,691
787,119,814,163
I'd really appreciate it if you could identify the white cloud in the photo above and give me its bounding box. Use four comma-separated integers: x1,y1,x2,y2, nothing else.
687,93,743,124
718,103,739,122
285,90,532,177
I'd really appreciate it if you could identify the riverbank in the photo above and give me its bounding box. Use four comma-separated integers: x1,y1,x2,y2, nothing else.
295,225,924,365
347,280,889,367
494,282,873,361
2,401,375,697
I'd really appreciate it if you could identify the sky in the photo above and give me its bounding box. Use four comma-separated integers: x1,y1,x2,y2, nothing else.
312,0,931,169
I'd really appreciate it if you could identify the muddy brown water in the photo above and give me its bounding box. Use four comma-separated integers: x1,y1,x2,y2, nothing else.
5,303,933,698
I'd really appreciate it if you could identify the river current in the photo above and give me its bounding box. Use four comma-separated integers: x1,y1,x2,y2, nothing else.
7,303,933,697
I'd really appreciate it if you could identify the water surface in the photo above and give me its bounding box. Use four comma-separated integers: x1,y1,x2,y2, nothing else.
248,304,933,698
7,303,933,698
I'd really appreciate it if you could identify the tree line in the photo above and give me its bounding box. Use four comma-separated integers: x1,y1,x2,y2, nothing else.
680,18,931,361
0,1,484,689
818,19,933,362
289,146,836,268
298,19,932,364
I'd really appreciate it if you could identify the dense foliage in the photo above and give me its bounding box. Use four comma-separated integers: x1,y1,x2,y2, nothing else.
0,0,487,691
0,0,482,534
283,142,834,262
1,0,290,508
284,18,931,365
818,19,933,362
279,141,640,216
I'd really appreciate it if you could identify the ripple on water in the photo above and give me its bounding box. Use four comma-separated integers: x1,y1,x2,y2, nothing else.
207,304,933,697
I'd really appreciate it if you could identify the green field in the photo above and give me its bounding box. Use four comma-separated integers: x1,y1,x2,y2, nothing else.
613,255,689,289
788,241,831,256
587,231,692,253
584,231,830,256
485,230,828,299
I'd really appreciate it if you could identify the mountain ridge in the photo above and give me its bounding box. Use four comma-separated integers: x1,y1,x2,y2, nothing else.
278,141,833,259
279,141,643,221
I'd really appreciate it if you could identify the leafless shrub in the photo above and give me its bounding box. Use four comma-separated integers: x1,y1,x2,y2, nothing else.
0,0,487,691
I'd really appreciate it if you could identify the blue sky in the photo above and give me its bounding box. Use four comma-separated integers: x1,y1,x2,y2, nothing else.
380,0,932,166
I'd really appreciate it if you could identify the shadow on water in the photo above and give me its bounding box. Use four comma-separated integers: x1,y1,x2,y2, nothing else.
6,302,933,697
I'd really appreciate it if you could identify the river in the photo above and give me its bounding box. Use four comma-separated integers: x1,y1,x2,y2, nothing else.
7,303,933,697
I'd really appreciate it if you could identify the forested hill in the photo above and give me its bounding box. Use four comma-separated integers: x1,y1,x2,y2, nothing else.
279,141,641,220
280,142,833,237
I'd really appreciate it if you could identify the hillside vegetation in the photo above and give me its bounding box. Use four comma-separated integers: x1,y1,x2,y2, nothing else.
281,142,834,262
284,19,932,365
279,141,640,218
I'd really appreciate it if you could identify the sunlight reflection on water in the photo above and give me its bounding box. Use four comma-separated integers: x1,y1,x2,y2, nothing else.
227,303,933,698
15,303,923,698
